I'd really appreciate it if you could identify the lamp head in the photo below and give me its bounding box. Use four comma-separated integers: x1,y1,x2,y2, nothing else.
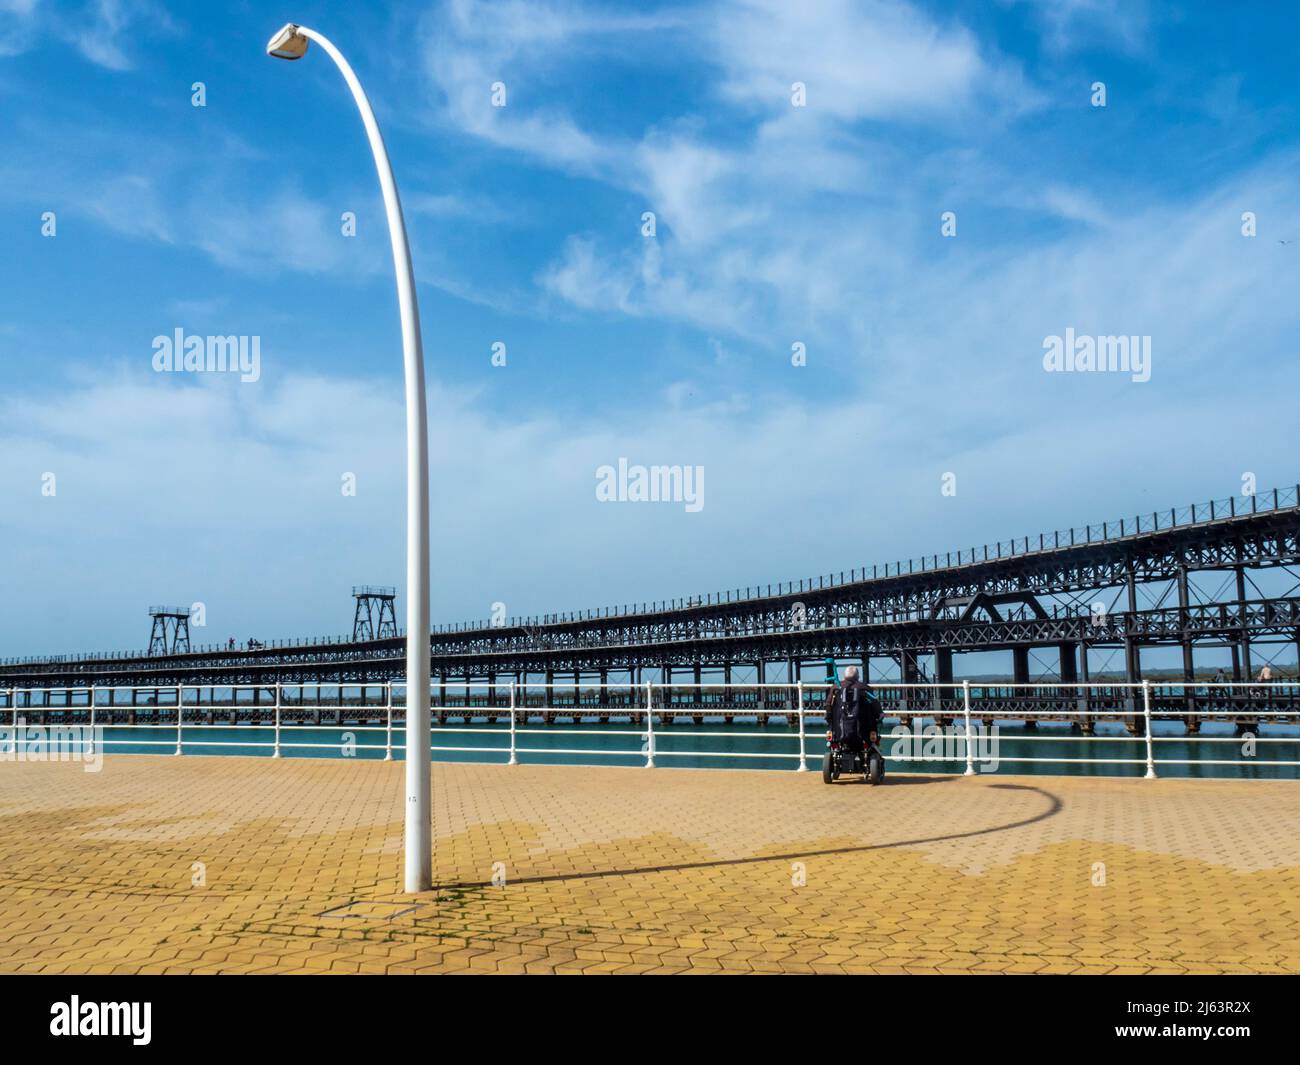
266,23,309,60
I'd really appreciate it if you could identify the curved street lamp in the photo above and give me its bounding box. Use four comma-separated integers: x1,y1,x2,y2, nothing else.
266,23,432,893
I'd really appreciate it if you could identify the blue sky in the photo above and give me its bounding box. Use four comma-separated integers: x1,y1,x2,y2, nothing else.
1,0,1298,657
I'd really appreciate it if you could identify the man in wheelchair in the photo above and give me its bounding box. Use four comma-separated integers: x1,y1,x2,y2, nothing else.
823,666,885,785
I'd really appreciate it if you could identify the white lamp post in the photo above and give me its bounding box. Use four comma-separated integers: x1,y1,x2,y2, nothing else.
266,23,432,893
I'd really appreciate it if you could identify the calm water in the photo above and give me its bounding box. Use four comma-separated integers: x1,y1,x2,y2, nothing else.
82,715,1300,779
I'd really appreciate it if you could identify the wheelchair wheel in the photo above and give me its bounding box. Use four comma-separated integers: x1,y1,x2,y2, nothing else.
821,751,834,784
866,751,884,786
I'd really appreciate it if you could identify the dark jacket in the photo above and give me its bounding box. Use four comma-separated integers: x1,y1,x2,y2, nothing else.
827,680,881,744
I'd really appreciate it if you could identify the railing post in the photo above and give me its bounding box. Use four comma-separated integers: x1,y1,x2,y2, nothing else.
507,681,518,766
273,683,283,759
1142,679,1156,779
795,681,807,771
174,684,183,756
382,682,392,761
962,679,975,776
644,681,656,768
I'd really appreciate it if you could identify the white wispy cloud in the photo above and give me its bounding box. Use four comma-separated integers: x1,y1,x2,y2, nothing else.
0,0,41,57
712,0,1038,122
1007,0,1152,56
0,0,179,69
423,0,1053,356
421,0,686,175
0,116,391,279
430,0,1296,400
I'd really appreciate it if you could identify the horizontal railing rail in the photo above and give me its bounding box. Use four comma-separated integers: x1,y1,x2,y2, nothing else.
1,681,1298,777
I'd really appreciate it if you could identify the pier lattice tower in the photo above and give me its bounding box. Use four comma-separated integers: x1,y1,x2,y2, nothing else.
147,606,192,656
352,586,398,641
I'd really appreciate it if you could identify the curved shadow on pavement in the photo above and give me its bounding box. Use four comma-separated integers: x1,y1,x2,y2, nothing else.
435,782,1062,893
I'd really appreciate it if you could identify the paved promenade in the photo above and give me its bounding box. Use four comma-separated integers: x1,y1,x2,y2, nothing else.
1,756,1298,974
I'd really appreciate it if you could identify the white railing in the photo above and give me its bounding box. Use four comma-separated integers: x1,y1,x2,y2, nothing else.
2,681,1298,777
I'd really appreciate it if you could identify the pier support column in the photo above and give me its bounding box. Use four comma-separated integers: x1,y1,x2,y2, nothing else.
900,650,919,722
1124,643,1145,736
934,648,953,722
1236,566,1254,680
1012,646,1030,684
1058,641,1078,733
1078,644,1093,734
1123,565,1139,719
1013,647,1036,729
1059,642,1078,684
1178,566,1197,724
1059,642,1078,731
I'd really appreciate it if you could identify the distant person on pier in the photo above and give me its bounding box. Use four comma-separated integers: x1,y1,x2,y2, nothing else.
227,637,235,651
825,665,881,749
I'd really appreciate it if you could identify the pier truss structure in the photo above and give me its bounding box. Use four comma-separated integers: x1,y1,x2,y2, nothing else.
5,485,1300,731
